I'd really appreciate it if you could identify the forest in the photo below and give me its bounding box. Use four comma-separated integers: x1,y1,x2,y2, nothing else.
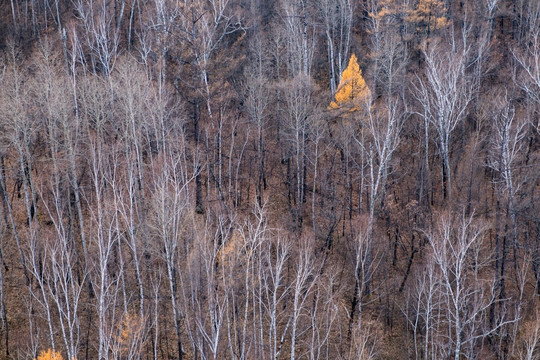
0,0,539,359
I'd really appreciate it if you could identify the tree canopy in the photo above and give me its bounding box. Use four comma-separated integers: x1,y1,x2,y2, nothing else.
329,54,371,111
35,349,64,360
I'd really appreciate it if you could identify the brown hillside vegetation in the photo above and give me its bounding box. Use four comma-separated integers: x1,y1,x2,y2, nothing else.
0,0,539,359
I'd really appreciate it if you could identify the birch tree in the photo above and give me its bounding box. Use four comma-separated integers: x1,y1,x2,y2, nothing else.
318,0,353,95
426,213,514,360
279,75,317,232
281,0,316,77
486,94,527,319
415,39,472,203
149,160,192,360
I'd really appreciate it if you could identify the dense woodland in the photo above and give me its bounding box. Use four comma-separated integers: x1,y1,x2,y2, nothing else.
0,0,540,359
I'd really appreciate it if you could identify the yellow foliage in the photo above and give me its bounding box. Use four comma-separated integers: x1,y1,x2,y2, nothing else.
35,349,64,360
408,0,449,33
118,312,144,352
368,0,409,22
329,54,371,111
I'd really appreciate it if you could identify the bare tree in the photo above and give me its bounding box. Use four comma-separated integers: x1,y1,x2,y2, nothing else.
82,80,121,359
516,312,540,360
289,237,319,360
43,225,85,360
353,91,405,294
415,37,472,203
346,219,378,348
149,157,192,360
305,266,340,360
405,256,440,360
0,51,31,290
366,0,409,97
514,29,540,132
260,230,290,360
279,75,317,232
318,0,353,95
281,0,316,78
182,212,231,360
425,212,515,360
245,35,271,207
110,59,155,321
485,93,527,338
72,0,124,76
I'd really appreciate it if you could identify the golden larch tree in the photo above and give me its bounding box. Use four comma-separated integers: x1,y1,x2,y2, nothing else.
368,0,409,23
330,54,371,111
35,349,64,360
408,0,449,36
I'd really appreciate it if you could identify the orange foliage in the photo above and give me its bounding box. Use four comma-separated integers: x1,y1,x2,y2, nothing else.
368,0,409,22
117,312,144,354
329,54,371,111
35,349,64,360
408,0,449,34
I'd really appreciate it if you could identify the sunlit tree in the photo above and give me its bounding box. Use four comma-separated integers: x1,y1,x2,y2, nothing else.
330,54,371,111
35,349,63,360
